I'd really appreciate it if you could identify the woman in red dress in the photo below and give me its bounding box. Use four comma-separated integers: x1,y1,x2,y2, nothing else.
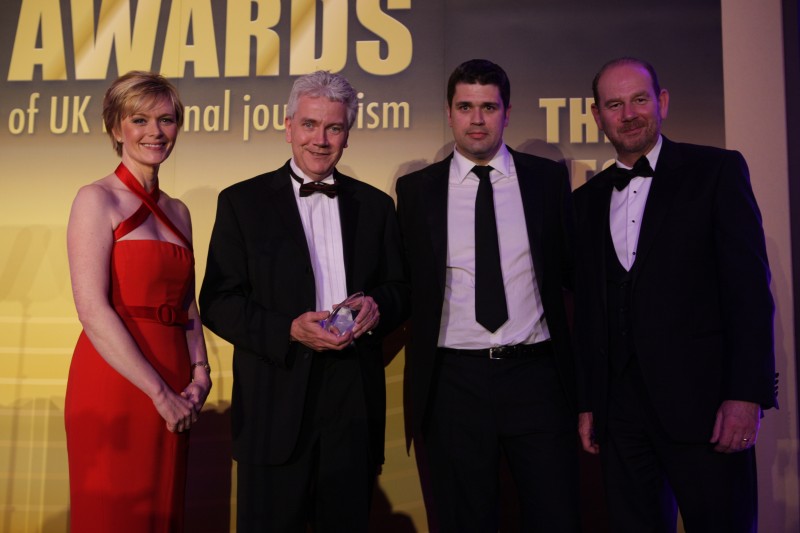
65,71,211,532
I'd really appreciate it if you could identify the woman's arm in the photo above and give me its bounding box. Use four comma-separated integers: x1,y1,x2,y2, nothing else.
67,182,197,432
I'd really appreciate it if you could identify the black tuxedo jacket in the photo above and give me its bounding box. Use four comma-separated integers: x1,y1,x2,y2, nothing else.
396,148,577,437
199,161,408,465
573,136,777,442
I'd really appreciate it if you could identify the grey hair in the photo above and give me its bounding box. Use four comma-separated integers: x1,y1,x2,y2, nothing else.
286,71,358,129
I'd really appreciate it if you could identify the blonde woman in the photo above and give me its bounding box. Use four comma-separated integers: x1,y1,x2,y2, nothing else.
65,71,210,532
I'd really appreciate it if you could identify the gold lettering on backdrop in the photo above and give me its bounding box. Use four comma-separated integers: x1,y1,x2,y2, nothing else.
538,97,614,186
7,93,41,134
8,0,68,80
241,94,288,141
289,0,347,75
183,90,231,132
356,0,412,75
356,92,409,129
161,0,220,77
241,92,408,140
225,0,281,76
2,89,407,138
380,101,409,129
49,95,91,133
539,97,609,144
569,97,598,143
7,0,413,80
538,98,566,144
71,0,161,79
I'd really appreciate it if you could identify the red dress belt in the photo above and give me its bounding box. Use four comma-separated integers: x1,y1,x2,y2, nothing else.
117,304,189,326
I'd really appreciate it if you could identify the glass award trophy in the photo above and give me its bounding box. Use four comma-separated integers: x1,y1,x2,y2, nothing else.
321,291,364,336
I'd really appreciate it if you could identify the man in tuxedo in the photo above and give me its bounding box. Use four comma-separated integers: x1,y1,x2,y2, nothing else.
199,71,408,532
574,57,777,532
396,59,579,532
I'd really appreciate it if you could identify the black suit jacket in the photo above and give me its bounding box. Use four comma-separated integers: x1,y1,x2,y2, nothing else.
199,161,408,465
396,148,577,437
573,136,777,442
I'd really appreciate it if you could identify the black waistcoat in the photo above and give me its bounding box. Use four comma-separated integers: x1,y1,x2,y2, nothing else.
605,226,639,374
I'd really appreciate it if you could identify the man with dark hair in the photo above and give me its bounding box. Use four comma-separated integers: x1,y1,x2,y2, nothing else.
575,57,777,532
200,71,408,532
396,59,580,531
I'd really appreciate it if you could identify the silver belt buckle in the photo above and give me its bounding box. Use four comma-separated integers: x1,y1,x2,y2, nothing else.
489,346,501,359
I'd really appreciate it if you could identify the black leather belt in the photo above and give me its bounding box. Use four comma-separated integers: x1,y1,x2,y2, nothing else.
439,340,553,360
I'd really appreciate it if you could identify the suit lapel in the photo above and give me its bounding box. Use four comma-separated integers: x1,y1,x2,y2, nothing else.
590,173,614,301
634,137,686,269
586,169,614,250
270,163,312,268
424,158,451,294
513,151,546,290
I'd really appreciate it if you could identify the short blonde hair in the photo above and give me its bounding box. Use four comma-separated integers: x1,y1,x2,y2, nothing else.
102,71,184,156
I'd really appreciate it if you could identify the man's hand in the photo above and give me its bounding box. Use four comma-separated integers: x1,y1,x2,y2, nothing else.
710,400,761,453
290,311,353,351
348,295,380,338
579,411,600,454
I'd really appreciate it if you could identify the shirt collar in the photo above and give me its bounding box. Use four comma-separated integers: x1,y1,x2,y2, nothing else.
289,159,336,186
451,144,512,184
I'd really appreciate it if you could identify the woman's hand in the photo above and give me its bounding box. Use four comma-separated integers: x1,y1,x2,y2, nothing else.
152,387,197,433
182,376,212,415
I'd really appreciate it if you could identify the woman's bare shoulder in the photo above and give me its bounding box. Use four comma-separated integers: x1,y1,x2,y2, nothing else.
159,191,193,236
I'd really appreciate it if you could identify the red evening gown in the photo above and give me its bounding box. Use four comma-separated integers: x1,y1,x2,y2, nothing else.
65,164,194,532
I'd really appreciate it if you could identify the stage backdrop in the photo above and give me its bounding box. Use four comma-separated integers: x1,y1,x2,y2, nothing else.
0,0,794,531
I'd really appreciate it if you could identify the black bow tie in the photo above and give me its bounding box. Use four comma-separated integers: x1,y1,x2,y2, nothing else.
611,156,654,191
290,167,338,198
299,181,338,198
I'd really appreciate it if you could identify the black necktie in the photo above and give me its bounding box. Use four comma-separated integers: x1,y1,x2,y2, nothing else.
611,155,654,191
473,165,508,332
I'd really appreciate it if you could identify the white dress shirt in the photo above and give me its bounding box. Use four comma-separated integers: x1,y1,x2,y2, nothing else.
290,160,348,312
438,145,550,349
609,135,663,270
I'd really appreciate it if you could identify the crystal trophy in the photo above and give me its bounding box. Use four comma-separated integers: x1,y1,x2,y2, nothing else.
321,291,364,336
